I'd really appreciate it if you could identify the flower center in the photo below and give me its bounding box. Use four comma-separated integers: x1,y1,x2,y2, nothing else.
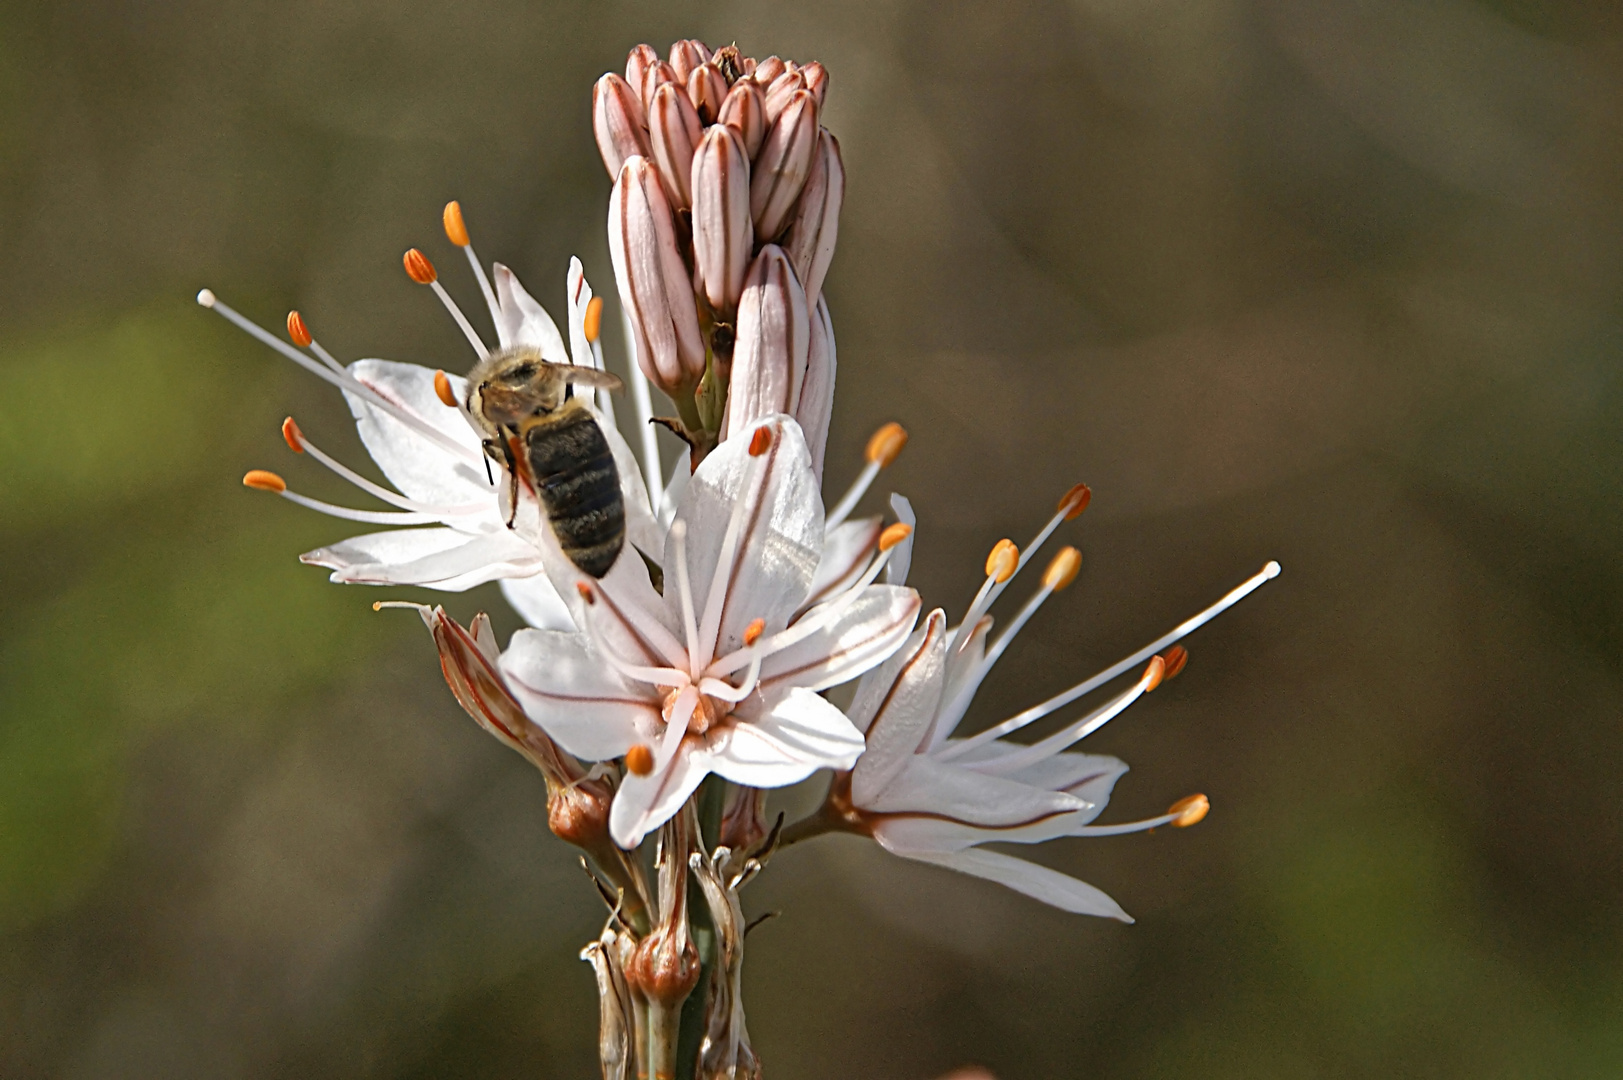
664,686,725,735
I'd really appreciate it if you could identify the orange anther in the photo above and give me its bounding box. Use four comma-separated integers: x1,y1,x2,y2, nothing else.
576,582,596,605
743,617,766,646
442,201,470,247
1058,482,1092,520
281,417,304,453
403,248,437,284
433,369,457,408
749,425,773,456
242,469,287,493
1160,645,1188,681
584,296,604,343
1142,654,1168,693
865,422,908,467
985,539,1018,583
879,522,913,551
625,743,655,776
1042,546,1082,591
286,310,312,347
1168,793,1209,827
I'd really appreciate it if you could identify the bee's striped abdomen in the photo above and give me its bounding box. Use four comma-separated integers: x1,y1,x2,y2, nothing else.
524,405,625,578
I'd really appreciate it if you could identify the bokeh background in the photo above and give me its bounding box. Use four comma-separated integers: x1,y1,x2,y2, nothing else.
3,0,1621,1076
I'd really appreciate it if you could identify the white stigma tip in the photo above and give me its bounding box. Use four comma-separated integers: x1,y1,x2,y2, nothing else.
196,288,216,307
1264,561,1282,578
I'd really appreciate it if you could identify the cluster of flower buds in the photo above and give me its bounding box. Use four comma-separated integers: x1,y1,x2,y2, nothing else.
596,40,843,467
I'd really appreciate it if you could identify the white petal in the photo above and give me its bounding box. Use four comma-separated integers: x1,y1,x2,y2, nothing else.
668,414,823,658
951,743,1128,819
759,585,921,693
344,361,494,511
565,256,594,368
536,513,687,670
887,847,1133,922
500,574,577,631
500,629,660,760
610,746,710,848
858,755,1084,828
801,516,880,611
493,264,569,362
301,527,542,589
885,493,916,586
711,687,865,786
848,608,946,759
927,614,994,748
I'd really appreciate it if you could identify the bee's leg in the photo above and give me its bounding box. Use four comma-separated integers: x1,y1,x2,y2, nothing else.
502,440,521,530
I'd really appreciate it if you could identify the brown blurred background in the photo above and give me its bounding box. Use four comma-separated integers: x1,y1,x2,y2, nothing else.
2,0,1621,1076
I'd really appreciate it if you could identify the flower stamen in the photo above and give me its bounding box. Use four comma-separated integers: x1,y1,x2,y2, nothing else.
442,201,503,330
825,422,907,530
404,247,491,361
198,290,484,465
278,418,488,517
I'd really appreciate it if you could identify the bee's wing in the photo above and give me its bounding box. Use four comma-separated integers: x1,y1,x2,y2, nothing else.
545,362,623,393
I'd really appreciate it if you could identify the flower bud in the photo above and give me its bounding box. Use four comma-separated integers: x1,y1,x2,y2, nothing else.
625,43,659,93
782,128,844,309
797,296,837,479
640,59,677,115
763,69,807,125
803,60,829,106
687,62,729,124
648,82,703,208
669,38,708,82
752,55,786,85
691,124,754,313
608,157,707,397
547,778,613,848
726,246,809,441
717,78,767,159
750,90,819,241
592,72,650,179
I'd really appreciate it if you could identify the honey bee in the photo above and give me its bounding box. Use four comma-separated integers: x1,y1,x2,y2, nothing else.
464,347,627,578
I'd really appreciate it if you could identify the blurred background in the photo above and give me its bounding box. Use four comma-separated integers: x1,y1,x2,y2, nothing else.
2,0,1620,1076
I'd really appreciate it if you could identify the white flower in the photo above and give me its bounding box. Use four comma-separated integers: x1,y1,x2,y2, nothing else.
500,414,922,849
829,487,1280,921
201,206,911,636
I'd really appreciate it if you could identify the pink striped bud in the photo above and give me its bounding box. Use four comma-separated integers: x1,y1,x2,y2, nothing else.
750,90,819,241
717,79,767,160
648,82,703,208
669,39,708,82
608,157,707,398
626,44,659,92
802,61,828,106
592,73,650,179
797,296,837,480
763,69,807,125
687,62,729,124
753,55,786,85
726,246,809,440
783,128,844,309
640,60,677,115
692,124,753,313
742,56,757,78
